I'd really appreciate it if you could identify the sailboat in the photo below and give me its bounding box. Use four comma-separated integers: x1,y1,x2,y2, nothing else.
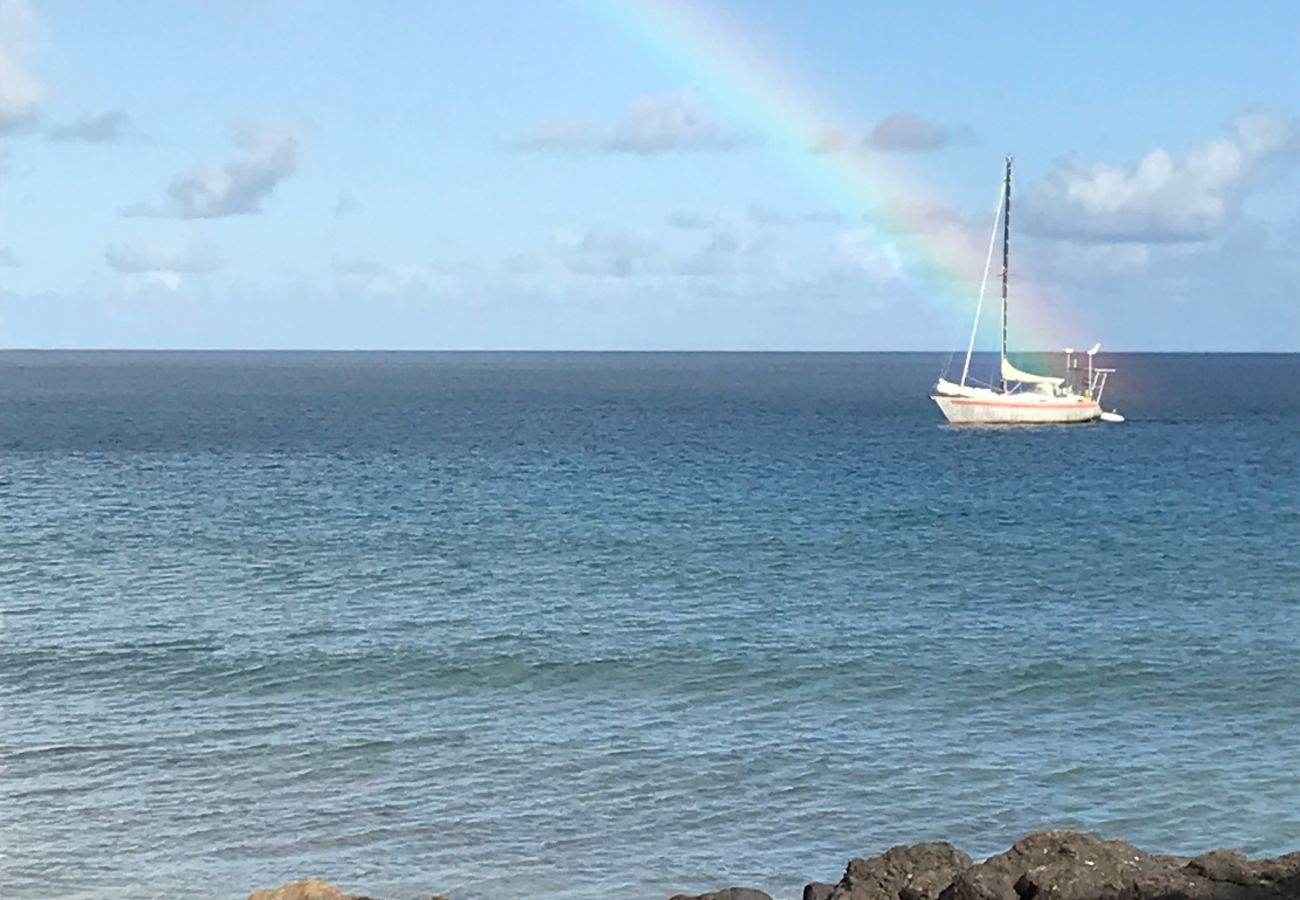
931,156,1123,425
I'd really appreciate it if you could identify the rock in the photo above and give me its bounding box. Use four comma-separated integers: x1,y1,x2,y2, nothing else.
829,842,973,900
804,882,837,900
947,831,1171,900
948,831,1183,900
936,864,1017,900
248,881,349,900
1248,851,1300,885
241,837,1299,900
1177,848,1300,898
936,831,1300,900
1188,850,1258,886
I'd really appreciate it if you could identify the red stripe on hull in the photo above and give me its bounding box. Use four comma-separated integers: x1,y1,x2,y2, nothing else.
947,398,1099,410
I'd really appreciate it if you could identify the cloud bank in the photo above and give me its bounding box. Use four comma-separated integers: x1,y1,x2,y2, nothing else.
1024,113,1300,243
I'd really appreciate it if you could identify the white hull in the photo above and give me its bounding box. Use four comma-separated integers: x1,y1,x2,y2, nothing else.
931,157,1121,426
932,392,1101,425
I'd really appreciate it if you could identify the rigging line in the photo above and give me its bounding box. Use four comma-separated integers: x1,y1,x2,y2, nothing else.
961,177,1007,387
939,346,957,381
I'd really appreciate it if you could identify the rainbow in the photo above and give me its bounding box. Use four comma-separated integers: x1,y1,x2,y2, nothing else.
586,0,1086,358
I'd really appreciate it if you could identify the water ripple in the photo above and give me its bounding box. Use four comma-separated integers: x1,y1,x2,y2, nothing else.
2,352,1298,900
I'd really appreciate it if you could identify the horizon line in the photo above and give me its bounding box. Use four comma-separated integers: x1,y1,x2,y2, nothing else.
1,348,1297,355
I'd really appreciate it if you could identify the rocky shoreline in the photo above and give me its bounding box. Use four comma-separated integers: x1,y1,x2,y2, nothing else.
248,831,1300,900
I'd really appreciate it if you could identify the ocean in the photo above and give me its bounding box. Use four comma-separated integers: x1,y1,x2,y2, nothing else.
1,351,1297,900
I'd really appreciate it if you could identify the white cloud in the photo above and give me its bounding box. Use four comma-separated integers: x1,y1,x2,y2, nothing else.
508,117,599,154
510,91,748,155
332,258,409,293
517,215,885,299
667,205,843,231
125,123,302,218
834,228,907,283
333,258,387,278
0,0,46,134
748,203,844,226
503,252,544,274
867,112,954,152
1027,239,1164,280
814,113,970,154
333,193,361,217
564,225,664,277
873,199,984,249
677,230,741,277
105,239,220,289
667,211,718,230
48,111,129,143
533,221,769,282
813,127,849,155
606,91,747,154
328,257,480,296
1024,113,1300,243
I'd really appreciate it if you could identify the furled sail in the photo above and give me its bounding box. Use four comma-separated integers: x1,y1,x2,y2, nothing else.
1001,356,1064,386
934,378,993,399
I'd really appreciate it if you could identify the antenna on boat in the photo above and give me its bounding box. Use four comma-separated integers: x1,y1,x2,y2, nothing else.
1087,343,1101,391
1000,155,1012,393
1063,348,1074,385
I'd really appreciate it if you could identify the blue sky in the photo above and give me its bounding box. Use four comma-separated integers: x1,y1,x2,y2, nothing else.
1,0,1297,350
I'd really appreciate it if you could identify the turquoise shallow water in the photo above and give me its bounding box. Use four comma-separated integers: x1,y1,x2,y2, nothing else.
1,351,1298,900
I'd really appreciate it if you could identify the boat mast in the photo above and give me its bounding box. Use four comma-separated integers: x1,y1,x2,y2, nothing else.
1000,155,1012,393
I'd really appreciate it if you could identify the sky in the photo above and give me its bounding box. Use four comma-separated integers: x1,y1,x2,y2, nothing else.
0,0,1297,350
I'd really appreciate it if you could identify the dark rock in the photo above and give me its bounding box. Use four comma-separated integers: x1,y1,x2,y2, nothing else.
1189,851,1257,886
1248,851,1300,885
1179,848,1300,898
668,889,773,900
244,835,1300,900
829,842,973,900
936,831,1300,900
943,831,1162,900
937,864,1017,900
804,883,837,900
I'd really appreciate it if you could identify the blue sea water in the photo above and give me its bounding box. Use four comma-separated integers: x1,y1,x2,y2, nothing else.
1,351,1298,900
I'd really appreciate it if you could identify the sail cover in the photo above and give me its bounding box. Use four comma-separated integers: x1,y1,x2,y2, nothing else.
933,378,992,399
1001,356,1064,386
